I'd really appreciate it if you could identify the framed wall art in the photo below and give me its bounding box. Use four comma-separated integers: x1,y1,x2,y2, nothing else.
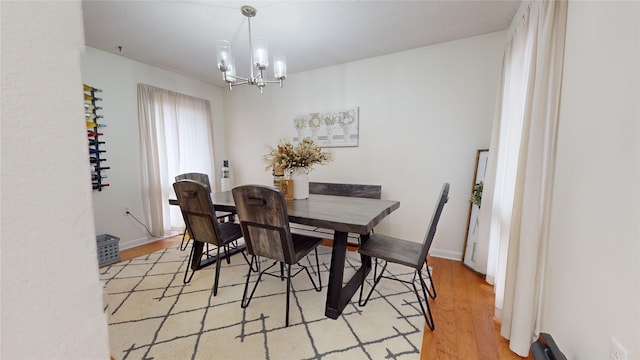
292,106,359,148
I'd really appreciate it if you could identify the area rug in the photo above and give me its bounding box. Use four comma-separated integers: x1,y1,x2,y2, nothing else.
100,243,429,360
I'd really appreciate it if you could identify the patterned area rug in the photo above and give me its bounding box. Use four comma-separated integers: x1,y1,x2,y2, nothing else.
101,243,428,359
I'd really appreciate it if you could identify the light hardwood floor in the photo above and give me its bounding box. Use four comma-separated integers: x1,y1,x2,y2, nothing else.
115,236,531,360
420,256,531,359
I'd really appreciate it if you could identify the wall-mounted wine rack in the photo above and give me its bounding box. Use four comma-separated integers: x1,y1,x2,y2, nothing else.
84,84,109,191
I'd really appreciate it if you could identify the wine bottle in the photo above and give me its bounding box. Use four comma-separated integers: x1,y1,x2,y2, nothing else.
89,148,106,154
89,157,106,163
88,139,105,146
86,121,106,129
92,183,110,190
92,174,108,181
83,84,102,93
87,130,104,137
85,113,104,120
84,103,102,111
94,166,110,171
84,93,102,101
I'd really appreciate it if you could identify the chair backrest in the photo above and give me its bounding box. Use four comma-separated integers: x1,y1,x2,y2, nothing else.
175,172,211,192
232,185,296,264
417,183,450,269
309,182,382,199
173,179,222,246
531,333,567,360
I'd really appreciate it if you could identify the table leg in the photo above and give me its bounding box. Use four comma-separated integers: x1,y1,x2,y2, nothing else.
325,231,372,319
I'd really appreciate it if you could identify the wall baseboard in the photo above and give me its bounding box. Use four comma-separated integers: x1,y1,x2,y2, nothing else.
118,232,180,251
118,236,153,251
429,248,462,261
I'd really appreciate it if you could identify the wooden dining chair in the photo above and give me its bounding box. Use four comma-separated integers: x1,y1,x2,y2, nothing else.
358,182,449,330
175,172,235,250
175,172,212,191
232,184,323,327
173,180,245,295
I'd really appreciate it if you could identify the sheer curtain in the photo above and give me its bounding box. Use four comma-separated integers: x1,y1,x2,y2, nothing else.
474,1,568,356
137,84,216,236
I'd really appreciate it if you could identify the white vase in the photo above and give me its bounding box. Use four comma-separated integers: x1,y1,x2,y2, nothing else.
340,124,351,142
290,167,309,199
325,124,335,143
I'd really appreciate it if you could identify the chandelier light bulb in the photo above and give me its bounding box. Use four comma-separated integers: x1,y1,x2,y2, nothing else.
273,52,287,80
216,40,232,71
225,57,236,83
253,38,269,69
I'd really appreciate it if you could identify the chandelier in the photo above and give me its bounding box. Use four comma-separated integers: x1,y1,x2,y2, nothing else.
216,5,287,94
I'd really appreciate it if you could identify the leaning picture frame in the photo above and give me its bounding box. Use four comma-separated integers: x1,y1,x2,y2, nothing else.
292,106,359,148
462,149,489,276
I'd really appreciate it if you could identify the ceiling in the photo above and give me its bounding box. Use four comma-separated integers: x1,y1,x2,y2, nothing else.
82,1,521,88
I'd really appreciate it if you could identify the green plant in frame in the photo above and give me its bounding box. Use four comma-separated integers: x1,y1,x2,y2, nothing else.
470,181,483,208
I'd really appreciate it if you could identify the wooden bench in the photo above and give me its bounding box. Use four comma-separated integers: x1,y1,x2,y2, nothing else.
289,182,382,246
309,182,382,200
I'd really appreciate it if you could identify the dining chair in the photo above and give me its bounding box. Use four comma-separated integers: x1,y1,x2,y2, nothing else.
175,172,212,191
173,179,245,295
232,184,323,327
358,182,449,330
175,172,235,250
530,333,567,360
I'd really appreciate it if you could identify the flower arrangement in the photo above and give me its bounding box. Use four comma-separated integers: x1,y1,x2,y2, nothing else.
322,112,339,126
338,110,356,126
307,113,322,129
264,138,333,171
293,115,307,131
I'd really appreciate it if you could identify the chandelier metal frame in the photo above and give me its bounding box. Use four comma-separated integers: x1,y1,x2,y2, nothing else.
216,5,286,93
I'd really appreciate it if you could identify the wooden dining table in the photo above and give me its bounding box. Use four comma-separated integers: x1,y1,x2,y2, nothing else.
171,191,400,319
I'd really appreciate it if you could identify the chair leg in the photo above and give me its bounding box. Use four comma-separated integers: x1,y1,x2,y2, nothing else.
358,258,388,306
313,247,322,290
242,256,316,327
239,250,256,271
222,244,230,264
424,259,437,299
213,245,222,296
302,248,322,291
241,255,258,308
414,270,435,331
285,264,291,327
280,262,285,280
241,257,277,308
178,230,191,251
183,243,198,284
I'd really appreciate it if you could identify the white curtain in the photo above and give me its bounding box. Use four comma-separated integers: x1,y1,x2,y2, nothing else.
474,1,568,356
137,84,216,236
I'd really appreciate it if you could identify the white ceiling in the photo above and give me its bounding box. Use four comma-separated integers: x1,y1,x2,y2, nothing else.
82,0,521,88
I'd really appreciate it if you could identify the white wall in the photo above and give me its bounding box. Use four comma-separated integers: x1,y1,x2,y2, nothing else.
81,47,226,249
224,31,506,259
1,2,110,359
542,1,640,358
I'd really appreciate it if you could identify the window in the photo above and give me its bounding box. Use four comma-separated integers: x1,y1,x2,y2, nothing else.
137,84,215,235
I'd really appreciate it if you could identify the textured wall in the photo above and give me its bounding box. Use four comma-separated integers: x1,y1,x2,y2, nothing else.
543,1,640,358
1,2,110,358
